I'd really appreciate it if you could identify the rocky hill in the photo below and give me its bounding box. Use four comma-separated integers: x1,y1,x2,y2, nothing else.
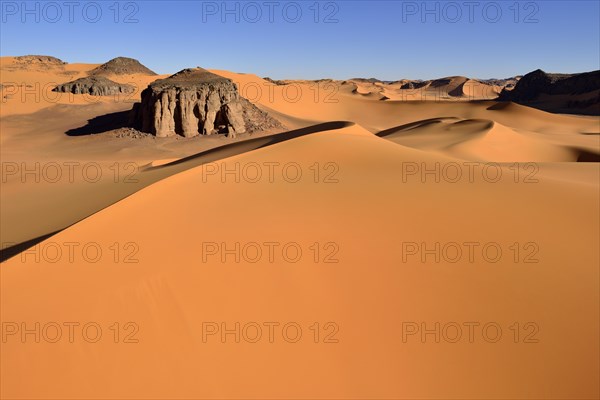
499,69,600,115
13,55,67,65
129,68,283,138
90,57,157,76
480,76,521,90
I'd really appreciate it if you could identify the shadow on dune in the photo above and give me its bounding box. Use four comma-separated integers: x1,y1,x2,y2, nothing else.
0,231,61,263
577,149,600,162
149,121,355,170
2,121,355,263
448,119,494,130
376,118,493,151
65,110,131,136
486,102,523,111
376,118,457,137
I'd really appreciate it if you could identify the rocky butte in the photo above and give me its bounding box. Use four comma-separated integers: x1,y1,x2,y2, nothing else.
130,68,283,138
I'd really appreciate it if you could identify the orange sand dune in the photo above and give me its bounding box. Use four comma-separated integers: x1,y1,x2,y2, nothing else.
0,120,348,248
378,117,578,162
2,124,598,399
1,58,599,399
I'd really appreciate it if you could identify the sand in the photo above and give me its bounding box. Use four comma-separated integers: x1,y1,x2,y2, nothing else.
1,57,599,399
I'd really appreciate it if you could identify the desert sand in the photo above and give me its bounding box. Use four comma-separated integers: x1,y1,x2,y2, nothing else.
1,56,599,399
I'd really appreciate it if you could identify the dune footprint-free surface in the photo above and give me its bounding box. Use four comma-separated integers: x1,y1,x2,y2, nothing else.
2,124,598,399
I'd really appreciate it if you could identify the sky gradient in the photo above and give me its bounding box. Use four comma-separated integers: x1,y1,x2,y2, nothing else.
1,0,599,80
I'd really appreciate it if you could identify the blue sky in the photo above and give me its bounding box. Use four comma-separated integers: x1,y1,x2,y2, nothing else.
1,1,598,80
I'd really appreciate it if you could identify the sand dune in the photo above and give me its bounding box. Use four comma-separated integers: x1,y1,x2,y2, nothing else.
2,123,598,399
2,59,598,254
378,117,578,162
0,120,350,253
337,76,502,101
1,56,599,399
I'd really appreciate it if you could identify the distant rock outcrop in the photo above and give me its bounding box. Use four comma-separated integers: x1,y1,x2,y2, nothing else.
263,77,287,86
480,76,521,91
400,81,428,90
53,76,135,96
14,55,66,65
7,55,69,74
90,57,157,76
350,78,393,84
130,68,283,138
499,69,600,115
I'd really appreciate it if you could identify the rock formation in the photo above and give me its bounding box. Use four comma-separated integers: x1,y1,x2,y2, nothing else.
53,76,135,96
90,57,157,76
480,76,521,91
500,69,599,100
130,68,283,138
499,69,600,115
400,81,428,90
7,55,69,74
14,55,66,65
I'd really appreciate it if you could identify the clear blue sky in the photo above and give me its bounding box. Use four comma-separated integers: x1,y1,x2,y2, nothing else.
1,0,598,80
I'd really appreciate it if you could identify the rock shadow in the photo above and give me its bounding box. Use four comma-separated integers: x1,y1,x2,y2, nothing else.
65,110,131,136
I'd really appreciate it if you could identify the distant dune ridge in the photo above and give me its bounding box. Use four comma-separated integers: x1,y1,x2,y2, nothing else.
130,68,284,138
320,75,511,101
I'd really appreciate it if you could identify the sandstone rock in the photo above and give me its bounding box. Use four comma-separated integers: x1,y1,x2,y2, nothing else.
499,69,600,115
53,76,136,96
14,55,66,65
263,77,287,85
480,76,522,90
500,69,600,101
130,68,284,138
400,81,428,90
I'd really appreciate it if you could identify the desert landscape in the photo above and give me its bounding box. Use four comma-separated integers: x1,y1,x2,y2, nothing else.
1,2,599,399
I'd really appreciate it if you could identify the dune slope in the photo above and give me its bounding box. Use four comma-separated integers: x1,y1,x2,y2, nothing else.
1,124,599,399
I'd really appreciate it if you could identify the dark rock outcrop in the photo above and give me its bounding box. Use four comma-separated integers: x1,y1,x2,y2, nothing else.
90,57,157,76
400,80,428,90
130,68,283,138
499,69,600,115
14,55,66,65
263,77,287,85
53,76,135,96
480,76,522,90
